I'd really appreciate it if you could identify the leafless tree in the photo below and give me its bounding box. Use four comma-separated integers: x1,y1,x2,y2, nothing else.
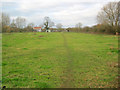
2,12,10,26
10,19,16,27
15,17,26,28
75,22,82,32
97,2,120,33
76,23,82,28
49,22,54,28
56,23,62,29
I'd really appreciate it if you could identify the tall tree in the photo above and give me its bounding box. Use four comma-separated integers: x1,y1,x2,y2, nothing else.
15,17,26,28
56,23,62,29
49,22,54,28
2,12,10,26
75,22,82,32
43,16,54,30
10,19,16,27
97,2,120,33
1,12,11,32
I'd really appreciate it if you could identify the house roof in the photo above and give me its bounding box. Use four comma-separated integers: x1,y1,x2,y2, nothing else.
33,27,42,29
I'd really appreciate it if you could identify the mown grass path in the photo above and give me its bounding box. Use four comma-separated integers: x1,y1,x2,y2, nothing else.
60,33,74,88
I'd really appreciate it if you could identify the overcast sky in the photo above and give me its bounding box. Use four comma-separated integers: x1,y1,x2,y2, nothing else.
2,0,119,28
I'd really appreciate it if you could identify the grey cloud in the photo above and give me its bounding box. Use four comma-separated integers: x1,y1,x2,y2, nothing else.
2,0,118,27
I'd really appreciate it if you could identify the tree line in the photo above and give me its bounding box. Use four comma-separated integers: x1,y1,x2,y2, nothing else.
67,1,120,35
1,1,120,34
0,13,63,33
0,13,34,33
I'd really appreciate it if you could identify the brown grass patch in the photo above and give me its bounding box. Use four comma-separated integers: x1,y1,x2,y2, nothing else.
107,62,118,68
39,35,44,37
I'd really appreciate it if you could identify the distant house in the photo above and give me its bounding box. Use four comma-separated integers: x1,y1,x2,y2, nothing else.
33,27,42,32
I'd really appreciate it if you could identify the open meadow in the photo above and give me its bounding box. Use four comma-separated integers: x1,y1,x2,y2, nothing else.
2,32,118,88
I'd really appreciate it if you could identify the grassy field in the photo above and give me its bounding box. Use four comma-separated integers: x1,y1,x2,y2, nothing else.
2,32,118,88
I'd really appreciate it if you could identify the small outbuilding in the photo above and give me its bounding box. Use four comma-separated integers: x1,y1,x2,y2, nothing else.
46,29,51,32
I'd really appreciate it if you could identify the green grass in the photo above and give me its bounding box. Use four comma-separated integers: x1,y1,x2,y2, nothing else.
2,32,118,88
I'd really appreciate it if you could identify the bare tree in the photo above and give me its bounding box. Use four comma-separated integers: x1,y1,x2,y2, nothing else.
15,17,26,28
1,12,11,32
43,16,54,30
97,2,120,33
56,23,62,29
49,22,54,28
10,19,16,27
2,12,10,26
75,22,82,32
76,23,82,28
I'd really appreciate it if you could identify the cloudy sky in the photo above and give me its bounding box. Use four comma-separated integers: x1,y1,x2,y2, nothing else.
2,0,119,28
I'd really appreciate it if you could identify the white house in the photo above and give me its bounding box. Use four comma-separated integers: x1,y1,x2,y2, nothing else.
33,27,42,32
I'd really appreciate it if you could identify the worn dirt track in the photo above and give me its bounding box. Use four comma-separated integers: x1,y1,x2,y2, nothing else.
60,33,75,88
